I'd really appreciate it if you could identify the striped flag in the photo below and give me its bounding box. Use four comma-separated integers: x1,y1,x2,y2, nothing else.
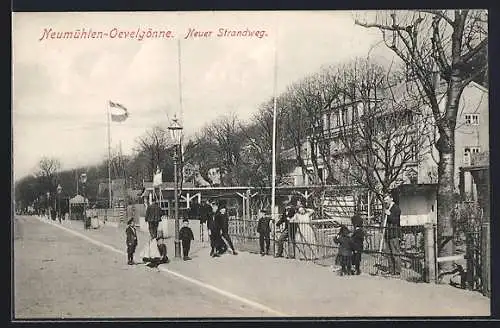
109,101,129,122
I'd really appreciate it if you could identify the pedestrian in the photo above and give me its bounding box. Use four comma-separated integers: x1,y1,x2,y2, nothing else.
334,225,353,276
275,204,296,258
145,197,161,240
257,209,272,256
350,214,365,275
217,204,238,255
383,193,402,276
156,215,170,264
179,218,195,261
199,199,213,242
125,217,138,265
207,201,221,257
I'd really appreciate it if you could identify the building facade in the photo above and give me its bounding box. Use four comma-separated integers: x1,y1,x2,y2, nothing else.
284,81,489,199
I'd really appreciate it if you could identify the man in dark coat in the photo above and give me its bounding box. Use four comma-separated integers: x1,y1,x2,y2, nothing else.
217,205,238,255
257,209,272,256
207,201,222,257
199,199,213,242
383,193,402,275
145,198,161,239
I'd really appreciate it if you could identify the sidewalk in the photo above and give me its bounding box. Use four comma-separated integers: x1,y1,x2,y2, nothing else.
49,217,490,317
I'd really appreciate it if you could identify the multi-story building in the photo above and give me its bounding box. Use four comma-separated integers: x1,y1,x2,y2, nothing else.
283,80,489,199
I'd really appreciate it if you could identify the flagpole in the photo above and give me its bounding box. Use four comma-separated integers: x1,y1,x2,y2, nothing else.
271,25,278,242
107,101,112,209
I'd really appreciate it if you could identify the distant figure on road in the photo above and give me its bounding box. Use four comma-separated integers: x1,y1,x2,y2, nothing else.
334,225,353,276
179,219,194,261
257,209,272,256
383,193,402,276
145,198,161,240
125,218,138,265
350,214,365,275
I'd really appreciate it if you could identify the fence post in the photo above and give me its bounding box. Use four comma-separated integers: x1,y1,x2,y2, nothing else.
465,232,474,290
481,221,490,297
424,223,436,283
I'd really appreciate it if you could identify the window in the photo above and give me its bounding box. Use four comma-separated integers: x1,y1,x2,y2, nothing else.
463,147,480,165
464,114,479,125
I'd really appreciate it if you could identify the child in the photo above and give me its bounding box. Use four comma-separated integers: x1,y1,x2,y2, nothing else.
179,218,194,261
257,209,271,256
350,214,365,275
334,225,353,276
125,218,138,265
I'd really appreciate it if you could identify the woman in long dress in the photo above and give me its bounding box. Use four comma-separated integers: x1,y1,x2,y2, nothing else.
289,206,317,260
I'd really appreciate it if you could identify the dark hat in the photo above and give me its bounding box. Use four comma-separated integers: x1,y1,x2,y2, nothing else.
127,218,135,225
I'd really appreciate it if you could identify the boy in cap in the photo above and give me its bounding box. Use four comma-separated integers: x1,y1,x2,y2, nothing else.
179,218,195,260
350,214,365,275
125,217,138,265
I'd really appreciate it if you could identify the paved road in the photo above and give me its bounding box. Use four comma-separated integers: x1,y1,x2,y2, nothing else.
13,216,271,318
13,215,491,318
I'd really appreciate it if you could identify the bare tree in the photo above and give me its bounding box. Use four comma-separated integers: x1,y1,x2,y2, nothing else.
331,58,431,202
135,126,172,180
202,113,245,186
36,157,61,192
355,9,488,265
280,68,341,186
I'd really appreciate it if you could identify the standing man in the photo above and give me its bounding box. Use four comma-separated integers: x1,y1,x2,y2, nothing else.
384,193,402,276
145,197,161,240
199,199,213,242
217,204,238,255
207,201,221,257
257,209,272,256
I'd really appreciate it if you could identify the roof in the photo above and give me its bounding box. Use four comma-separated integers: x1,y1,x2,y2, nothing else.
69,194,89,204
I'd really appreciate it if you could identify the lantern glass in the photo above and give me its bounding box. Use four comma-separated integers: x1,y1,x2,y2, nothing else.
168,116,183,145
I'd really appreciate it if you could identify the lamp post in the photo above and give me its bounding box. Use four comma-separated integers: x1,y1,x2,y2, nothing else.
168,115,183,258
80,173,88,228
46,191,50,219
57,184,63,222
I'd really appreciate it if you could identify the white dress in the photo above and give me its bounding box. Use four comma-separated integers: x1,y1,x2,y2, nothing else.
291,210,317,260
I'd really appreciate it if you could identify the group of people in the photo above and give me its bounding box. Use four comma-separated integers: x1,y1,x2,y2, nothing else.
125,193,403,278
125,198,195,266
199,200,238,257
333,193,402,276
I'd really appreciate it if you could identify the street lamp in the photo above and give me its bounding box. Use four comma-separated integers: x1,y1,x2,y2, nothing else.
80,173,88,228
57,184,63,221
46,191,50,219
168,115,183,258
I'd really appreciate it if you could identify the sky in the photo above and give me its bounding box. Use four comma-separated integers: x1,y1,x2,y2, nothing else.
12,10,394,181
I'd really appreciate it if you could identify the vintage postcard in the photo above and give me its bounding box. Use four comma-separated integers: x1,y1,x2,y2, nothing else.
12,10,490,319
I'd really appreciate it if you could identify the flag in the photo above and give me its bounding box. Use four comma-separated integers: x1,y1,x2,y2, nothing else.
109,101,129,122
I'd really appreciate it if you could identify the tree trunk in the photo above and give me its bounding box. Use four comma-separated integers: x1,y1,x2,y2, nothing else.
436,129,456,271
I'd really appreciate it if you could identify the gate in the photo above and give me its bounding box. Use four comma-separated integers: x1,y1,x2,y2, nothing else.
453,202,490,296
